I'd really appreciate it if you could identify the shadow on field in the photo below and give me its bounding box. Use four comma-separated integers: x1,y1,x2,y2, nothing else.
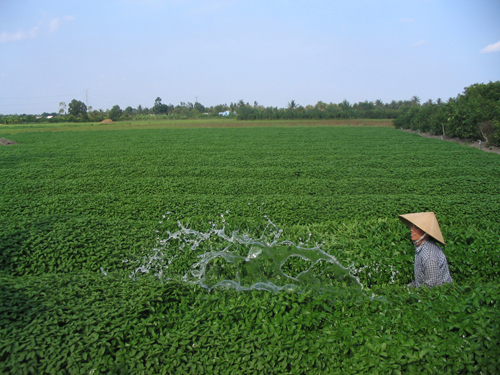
0,228,30,275
0,215,78,275
0,281,46,332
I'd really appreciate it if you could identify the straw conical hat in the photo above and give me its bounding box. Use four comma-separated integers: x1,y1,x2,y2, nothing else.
398,212,445,245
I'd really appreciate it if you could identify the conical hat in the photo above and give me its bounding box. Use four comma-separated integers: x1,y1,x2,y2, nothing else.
398,212,445,245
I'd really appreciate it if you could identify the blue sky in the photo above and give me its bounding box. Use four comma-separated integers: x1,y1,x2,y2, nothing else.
1,0,499,114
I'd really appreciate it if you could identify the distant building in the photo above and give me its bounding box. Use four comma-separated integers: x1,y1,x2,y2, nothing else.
218,111,231,116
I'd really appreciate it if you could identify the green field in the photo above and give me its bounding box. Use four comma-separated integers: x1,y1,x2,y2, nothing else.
0,118,394,135
1,122,499,373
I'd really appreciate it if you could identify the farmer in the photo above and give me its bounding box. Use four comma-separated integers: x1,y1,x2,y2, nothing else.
399,212,452,288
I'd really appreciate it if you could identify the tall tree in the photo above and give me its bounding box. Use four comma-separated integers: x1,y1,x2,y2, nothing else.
68,99,87,117
287,100,298,110
153,97,169,115
109,105,123,121
58,102,67,115
124,106,134,116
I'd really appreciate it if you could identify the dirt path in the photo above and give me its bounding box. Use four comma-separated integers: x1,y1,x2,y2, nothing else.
402,129,500,155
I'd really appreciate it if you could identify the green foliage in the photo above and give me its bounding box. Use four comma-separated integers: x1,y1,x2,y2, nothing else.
0,276,498,374
68,99,88,119
394,81,500,146
109,105,123,121
0,126,499,373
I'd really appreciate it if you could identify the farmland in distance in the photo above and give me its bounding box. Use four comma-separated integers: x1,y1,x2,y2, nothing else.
1,122,499,373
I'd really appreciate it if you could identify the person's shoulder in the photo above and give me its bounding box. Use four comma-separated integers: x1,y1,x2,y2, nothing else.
421,239,442,255
427,239,442,250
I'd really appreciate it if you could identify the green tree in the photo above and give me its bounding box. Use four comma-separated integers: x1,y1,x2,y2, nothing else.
68,99,87,118
153,97,169,115
194,102,206,113
314,101,327,111
454,81,500,143
58,102,67,115
109,105,123,121
287,100,298,110
124,106,134,116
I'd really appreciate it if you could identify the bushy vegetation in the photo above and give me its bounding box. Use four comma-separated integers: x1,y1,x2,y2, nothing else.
0,96,422,124
1,126,499,373
394,81,500,146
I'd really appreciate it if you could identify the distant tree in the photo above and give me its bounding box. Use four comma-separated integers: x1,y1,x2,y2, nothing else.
339,99,352,111
59,102,67,115
68,99,87,117
314,101,327,111
153,97,169,115
124,106,134,116
388,100,399,110
212,104,229,114
88,109,105,122
24,115,37,123
194,102,206,113
109,105,123,121
287,100,298,110
339,100,354,118
356,101,374,111
411,95,421,106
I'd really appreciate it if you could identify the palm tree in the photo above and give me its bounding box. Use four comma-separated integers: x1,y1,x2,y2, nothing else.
287,100,298,110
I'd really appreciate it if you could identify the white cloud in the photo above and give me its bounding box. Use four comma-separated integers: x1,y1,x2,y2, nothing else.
0,16,74,43
0,25,40,43
49,16,75,33
412,39,426,47
49,18,63,33
481,41,500,53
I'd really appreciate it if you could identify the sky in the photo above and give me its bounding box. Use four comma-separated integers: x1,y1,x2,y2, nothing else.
1,0,499,115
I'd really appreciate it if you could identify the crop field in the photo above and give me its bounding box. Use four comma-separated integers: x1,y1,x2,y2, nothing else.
1,123,499,373
0,118,394,135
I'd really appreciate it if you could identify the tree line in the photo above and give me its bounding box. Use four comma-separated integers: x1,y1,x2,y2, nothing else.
0,96,421,124
1,82,498,146
394,81,500,146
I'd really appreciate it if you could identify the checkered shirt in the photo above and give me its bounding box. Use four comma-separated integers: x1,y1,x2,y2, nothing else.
409,239,453,288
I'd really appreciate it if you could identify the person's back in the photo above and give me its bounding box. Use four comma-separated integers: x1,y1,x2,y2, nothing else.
410,237,452,288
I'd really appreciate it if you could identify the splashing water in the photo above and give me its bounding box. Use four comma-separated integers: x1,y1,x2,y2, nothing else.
127,216,363,293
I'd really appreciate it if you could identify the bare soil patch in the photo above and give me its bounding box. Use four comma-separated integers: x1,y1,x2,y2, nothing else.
0,138,17,146
100,119,114,124
402,129,500,155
